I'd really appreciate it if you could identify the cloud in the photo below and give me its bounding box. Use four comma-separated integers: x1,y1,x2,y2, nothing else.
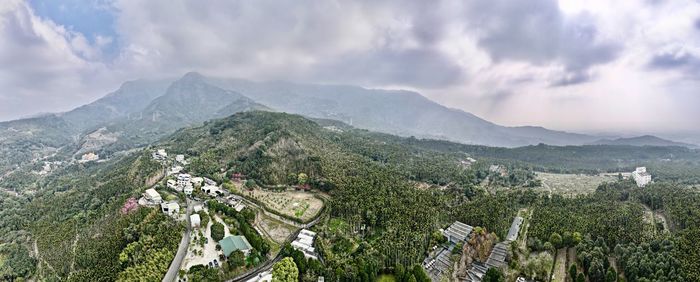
648,46,700,79
461,0,620,86
1,0,699,133
0,0,112,121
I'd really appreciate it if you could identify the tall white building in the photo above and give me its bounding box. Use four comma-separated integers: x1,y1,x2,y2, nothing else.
632,167,652,187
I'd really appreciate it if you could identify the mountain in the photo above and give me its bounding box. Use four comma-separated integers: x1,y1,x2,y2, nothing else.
99,72,269,148
588,135,697,148
208,78,599,147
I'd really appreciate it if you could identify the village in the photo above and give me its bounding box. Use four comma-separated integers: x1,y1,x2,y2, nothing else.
139,149,324,282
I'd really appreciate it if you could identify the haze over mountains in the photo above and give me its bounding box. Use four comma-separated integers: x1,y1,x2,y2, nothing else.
1,72,696,166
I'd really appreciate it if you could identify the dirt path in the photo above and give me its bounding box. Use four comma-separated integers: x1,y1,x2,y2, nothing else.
551,248,568,282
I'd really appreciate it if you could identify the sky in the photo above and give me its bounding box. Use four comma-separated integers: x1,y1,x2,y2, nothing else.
1,0,699,134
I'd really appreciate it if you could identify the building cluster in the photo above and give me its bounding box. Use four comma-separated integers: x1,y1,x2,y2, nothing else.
291,229,319,260
424,221,474,280
463,217,523,282
632,167,652,187
423,217,524,282
218,195,247,212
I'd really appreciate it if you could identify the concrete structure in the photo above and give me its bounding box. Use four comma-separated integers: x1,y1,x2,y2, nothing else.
192,177,204,186
444,221,473,244
190,214,201,228
176,154,185,163
632,167,652,187
202,185,222,197
292,229,318,259
506,216,524,241
153,149,167,160
423,248,452,280
184,184,194,196
177,173,191,187
161,202,180,217
143,188,162,204
220,235,253,257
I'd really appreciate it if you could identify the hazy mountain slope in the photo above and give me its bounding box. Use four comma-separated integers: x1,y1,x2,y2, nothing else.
589,135,697,148
209,78,599,147
59,79,172,130
96,73,268,148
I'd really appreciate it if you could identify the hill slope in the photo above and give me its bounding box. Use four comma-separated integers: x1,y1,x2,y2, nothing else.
589,135,697,148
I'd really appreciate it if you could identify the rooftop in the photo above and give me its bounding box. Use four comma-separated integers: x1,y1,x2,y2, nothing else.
220,235,253,257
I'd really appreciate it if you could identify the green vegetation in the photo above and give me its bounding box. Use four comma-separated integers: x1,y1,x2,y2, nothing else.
2,111,700,282
272,257,298,282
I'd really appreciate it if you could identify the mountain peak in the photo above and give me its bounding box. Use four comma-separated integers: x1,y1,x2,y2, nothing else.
179,71,206,83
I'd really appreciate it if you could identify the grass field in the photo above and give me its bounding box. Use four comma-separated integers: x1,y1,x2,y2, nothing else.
242,187,323,221
377,274,396,282
536,172,619,196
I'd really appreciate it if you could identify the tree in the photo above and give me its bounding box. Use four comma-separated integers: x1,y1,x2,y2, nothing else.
550,232,563,249
577,273,586,282
394,263,406,281
483,267,506,282
273,257,299,282
572,232,583,245
569,264,578,281
412,264,430,282
297,173,309,186
606,267,617,282
228,250,245,269
210,222,225,241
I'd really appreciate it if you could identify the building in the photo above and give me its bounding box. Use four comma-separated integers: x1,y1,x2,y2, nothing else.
423,248,452,281
444,221,473,244
291,229,318,260
177,173,191,187
632,167,652,187
190,214,201,228
204,177,217,186
184,184,194,196
506,216,524,242
160,202,180,217
192,177,204,186
220,235,253,257
167,179,177,190
202,185,222,197
143,188,162,204
153,149,167,160
176,154,185,163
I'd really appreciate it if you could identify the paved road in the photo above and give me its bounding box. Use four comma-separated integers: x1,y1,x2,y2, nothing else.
162,198,192,282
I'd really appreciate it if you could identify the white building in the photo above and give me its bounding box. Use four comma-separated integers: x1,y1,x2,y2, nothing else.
202,185,221,197
167,179,178,190
192,177,204,186
153,149,167,160
177,173,191,187
184,184,194,196
190,214,201,228
143,188,162,204
292,229,318,259
176,154,185,163
632,167,652,187
160,202,180,217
